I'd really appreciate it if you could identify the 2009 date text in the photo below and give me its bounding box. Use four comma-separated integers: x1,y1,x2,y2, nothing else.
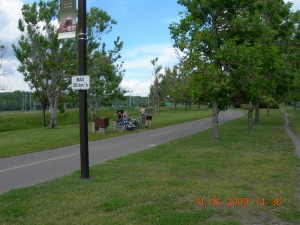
194,197,282,207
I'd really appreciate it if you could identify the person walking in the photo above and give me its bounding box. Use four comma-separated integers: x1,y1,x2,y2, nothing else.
145,105,154,128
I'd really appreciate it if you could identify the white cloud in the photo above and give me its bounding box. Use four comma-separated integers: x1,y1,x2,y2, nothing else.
0,56,30,92
0,0,23,43
0,0,25,92
120,79,152,97
120,43,180,96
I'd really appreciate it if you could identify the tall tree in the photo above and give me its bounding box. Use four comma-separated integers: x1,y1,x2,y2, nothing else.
13,0,75,127
282,10,300,107
0,42,7,90
86,8,126,117
224,0,295,130
13,1,125,127
88,37,125,120
149,57,163,116
170,0,237,141
161,66,181,112
170,0,296,137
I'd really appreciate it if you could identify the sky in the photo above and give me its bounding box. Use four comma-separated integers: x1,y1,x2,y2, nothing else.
1,0,300,96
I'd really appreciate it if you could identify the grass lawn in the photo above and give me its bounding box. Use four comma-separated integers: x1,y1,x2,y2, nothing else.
0,108,299,224
0,107,211,158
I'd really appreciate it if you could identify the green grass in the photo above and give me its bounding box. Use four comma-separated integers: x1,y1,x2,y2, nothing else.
0,108,299,224
0,106,211,158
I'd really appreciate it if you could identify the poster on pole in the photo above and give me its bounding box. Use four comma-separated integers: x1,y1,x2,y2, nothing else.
58,0,76,40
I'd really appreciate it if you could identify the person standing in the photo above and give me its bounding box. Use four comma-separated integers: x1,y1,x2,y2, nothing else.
140,105,146,123
116,106,124,120
145,105,154,128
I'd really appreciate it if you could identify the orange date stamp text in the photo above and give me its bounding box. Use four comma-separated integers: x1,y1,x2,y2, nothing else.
194,197,282,207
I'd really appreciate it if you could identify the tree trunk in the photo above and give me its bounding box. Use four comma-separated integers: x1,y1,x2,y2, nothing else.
41,104,46,127
212,101,219,142
173,102,177,112
157,97,160,117
48,95,58,128
49,104,58,128
255,102,259,124
198,97,201,110
267,104,270,116
248,102,254,132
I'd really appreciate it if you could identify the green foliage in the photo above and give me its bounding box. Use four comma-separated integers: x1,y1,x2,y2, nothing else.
0,91,26,111
13,1,125,128
13,0,75,128
0,109,299,224
86,7,125,117
170,0,298,135
149,57,164,115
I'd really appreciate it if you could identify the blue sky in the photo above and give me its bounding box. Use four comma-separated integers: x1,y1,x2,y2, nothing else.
1,0,300,96
1,0,184,96
93,0,184,96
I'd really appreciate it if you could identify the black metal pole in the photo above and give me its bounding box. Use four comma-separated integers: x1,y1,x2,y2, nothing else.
78,0,89,179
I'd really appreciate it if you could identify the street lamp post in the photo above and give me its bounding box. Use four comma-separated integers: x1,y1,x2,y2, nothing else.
78,0,89,179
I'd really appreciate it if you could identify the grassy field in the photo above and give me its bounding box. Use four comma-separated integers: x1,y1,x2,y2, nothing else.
0,108,299,224
0,106,211,158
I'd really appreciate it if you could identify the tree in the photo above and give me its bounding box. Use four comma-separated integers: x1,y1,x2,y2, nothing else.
170,0,238,141
224,0,295,131
161,66,181,111
13,0,75,127
161,63,195,112
149,57,163,116
86,7,125,120
88,37,125,120
13,1,125,127
0,42,7,90
170,0,296,137
282,11,300,108
0,42,7,72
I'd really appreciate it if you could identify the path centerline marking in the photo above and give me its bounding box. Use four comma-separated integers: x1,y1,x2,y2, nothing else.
0,153,78,173
150,131,173,137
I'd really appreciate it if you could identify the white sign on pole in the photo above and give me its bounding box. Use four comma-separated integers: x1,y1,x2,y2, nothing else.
72,75,90,90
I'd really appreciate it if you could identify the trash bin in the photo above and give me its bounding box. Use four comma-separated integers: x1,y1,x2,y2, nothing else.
94,117,109,133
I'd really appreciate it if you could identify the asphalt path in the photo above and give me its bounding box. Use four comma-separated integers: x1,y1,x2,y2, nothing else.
0,110,243,194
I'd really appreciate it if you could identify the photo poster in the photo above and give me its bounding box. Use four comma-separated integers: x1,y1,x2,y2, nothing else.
58,0,76,40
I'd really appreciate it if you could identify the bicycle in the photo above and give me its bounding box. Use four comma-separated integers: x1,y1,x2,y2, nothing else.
115,116,142,132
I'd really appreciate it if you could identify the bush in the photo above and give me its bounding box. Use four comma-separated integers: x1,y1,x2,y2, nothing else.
240,104,249,109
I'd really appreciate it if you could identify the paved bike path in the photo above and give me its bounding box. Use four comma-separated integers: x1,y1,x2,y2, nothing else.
0,110,243,194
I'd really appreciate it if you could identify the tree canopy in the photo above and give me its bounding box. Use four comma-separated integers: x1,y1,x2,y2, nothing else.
13,0,125,127
169,0,299,140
